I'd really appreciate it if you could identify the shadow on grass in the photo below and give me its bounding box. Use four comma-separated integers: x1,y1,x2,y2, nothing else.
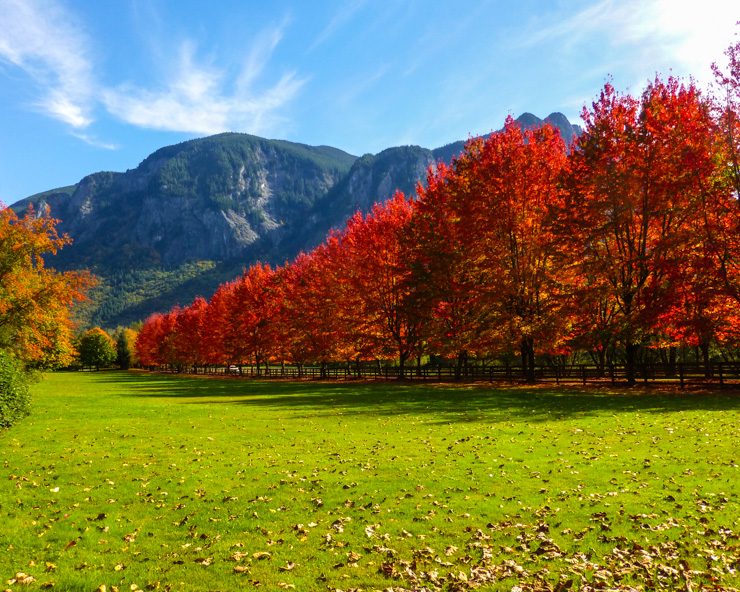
89,370,740,424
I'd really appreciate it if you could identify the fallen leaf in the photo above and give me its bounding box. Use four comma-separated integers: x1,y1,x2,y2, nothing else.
8,572,36,585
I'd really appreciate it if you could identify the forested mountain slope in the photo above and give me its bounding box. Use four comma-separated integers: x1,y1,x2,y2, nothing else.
13,113,580,328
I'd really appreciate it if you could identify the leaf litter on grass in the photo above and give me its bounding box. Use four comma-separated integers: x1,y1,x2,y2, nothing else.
1,372,738,591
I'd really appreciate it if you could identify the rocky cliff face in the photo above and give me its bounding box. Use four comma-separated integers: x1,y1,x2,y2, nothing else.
293,145,436,250
14,113,581,327
19,134,355,269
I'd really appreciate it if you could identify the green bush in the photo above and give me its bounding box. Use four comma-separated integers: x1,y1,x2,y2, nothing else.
0,351,30,429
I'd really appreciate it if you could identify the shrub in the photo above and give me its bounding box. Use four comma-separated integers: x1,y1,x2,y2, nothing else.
0,351,30,429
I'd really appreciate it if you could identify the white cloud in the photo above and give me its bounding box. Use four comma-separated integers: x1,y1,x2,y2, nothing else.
71,132,118,151
522,0,739,86
0,0,94,128
647,0,739,81
309,0,368,51
0,0,304,141
237,22,286,92
102,34,305,136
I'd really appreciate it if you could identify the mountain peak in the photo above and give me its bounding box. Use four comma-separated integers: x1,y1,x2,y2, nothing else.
14,112,581,327
515,112,543,128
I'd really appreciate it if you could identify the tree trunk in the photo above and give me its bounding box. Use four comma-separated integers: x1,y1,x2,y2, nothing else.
667,346,677,378
398,351,407,381
528,346,535,383
521,338,535,383
454,350,467,381
625,342,638,385
700,341,712,378
596,348,606,377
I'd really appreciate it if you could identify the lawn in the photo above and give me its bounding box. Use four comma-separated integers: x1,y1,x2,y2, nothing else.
1,371,738,591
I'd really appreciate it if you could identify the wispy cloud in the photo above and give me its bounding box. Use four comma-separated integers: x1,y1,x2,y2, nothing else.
0,0,94,128
102,31,305,136
335,64,388,108
71,132,118,151
237,20,287,92
309,0,368,51
521,0,739,86
0,0,305,142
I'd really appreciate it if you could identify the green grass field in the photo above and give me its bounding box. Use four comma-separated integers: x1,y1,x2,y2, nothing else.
1,372,738,591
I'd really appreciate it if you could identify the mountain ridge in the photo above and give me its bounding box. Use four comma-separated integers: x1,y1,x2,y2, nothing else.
12,112,581,328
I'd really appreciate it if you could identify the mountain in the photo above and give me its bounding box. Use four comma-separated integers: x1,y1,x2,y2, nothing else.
17,134,356,269
432,112,582,165
292,145,437,250
13,113,581,328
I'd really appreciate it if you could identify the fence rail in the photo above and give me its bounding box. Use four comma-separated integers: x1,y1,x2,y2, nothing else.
152,361,740,388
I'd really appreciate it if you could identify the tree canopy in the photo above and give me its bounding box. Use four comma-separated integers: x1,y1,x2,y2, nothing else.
135,56,740,384
77,327,117,369
0,205,93,367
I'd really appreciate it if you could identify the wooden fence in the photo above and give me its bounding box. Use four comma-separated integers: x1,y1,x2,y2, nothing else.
156,361,740,388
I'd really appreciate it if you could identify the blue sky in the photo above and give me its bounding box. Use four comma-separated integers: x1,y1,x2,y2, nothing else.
1,0,738,203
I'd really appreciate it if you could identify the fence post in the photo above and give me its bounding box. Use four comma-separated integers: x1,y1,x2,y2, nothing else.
581,365,586,386
679,363,685,389
718,362,724,386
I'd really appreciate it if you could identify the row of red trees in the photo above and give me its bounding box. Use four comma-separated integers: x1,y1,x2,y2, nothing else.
136,73,739,384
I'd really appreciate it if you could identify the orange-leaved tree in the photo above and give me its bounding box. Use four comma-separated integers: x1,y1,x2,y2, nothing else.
465,119,569,381
411,119,569,381
0,204,93,367
172,297,210,369
206,263,281,375
135,311,178,367
710,35,740,304
410,159,499,377
563,79,721,383
274,247,347,376
334,192,425,377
